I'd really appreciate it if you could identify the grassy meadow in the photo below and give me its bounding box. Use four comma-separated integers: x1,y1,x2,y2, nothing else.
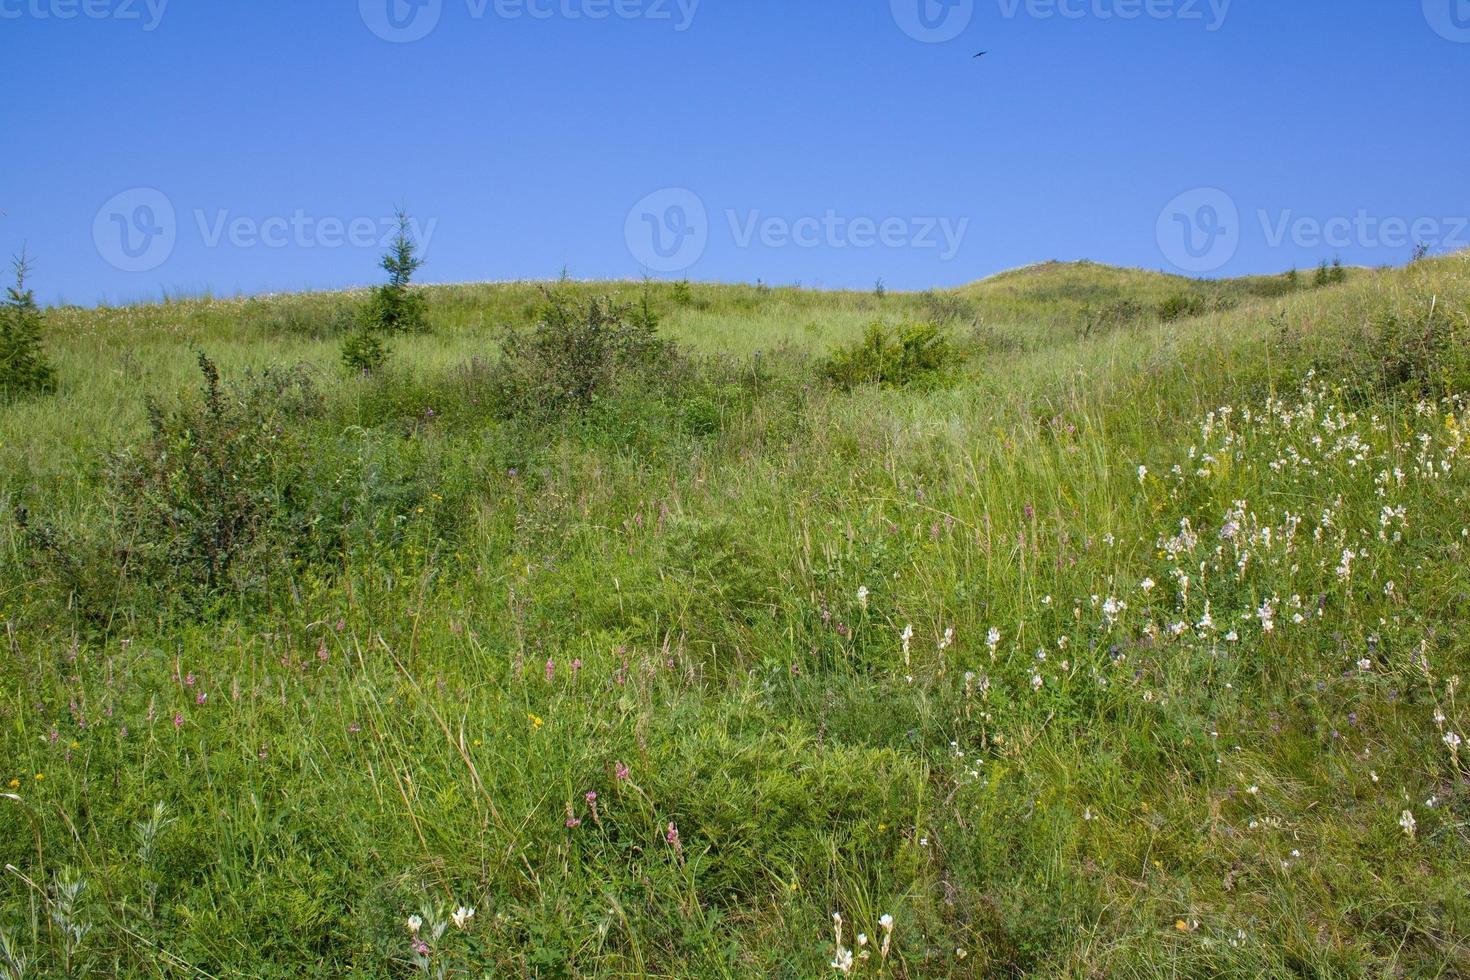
2,254,1470,977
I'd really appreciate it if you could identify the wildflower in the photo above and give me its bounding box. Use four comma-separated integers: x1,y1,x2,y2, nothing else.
878,913,894,959
857,586,869,609
938,627,954,652
452,906,475,930
666,821,683,856
411,939,430,958
172,713,184,729
1444,732,1463,750
615,762,631,781
987,627,1001,656
1399,810,1416,838
406,914,423,935
544,658,555,682
528,713,544,730
1141,578,1156,595
6,779,17,789
900,624,913,659
586,791,598,803
1138,465,1149,484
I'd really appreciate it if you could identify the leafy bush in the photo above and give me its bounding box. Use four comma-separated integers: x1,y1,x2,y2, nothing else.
23,355,324,621
1156,293,1207,322
490,291,681,422
819,321,964,390
341,327,390,374
0,252,57,401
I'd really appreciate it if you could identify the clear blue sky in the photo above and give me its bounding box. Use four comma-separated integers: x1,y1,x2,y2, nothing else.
3,0,1468,305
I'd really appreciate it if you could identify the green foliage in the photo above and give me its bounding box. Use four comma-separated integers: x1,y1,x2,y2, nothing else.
0,251,57,401
340,327,390,374
1157,292,1207,322
364,209,428,335
491,290,682,422
819,321,964,390
339,210,427,372
5,255,1470,976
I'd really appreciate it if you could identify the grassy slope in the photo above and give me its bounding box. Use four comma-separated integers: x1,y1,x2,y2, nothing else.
2,256,1470,976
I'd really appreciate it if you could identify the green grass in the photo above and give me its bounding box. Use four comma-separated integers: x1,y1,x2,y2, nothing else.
2,256,1470,976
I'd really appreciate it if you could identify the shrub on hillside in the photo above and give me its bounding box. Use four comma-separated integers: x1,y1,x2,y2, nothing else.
22,355,325,621
0,252,57,401
490,290,681,422
820,322,964,390
1157,293,1207,322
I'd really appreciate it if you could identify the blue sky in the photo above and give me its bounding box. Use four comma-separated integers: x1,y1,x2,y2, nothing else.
3,0,1467,305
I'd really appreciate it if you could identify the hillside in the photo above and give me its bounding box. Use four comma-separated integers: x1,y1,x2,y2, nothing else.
2,253,1469,976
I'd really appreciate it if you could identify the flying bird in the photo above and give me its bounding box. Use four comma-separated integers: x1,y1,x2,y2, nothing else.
973,51,988,58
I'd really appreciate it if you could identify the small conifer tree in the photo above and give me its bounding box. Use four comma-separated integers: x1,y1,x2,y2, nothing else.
0,250,58,401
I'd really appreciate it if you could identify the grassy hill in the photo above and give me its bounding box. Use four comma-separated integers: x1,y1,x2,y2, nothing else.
2,253,1469,976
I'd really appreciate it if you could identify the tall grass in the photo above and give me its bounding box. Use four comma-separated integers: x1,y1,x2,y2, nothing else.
1,256,1468,976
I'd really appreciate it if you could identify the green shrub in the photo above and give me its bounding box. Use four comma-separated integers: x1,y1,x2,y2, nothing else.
23,355,325,622
0,251,57,401
819,321,964,390
491,291,682,422
341,328,390,374
1156,293,1207,322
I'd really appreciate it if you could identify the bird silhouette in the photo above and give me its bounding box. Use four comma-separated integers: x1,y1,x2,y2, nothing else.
973,51,988,58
